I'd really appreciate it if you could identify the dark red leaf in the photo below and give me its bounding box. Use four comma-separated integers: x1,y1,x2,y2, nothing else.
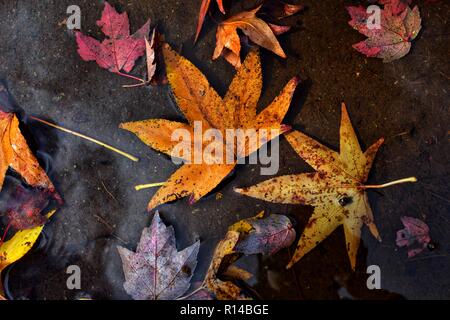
5,186,51,230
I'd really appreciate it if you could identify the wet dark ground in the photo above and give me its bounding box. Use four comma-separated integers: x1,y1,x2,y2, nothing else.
0,0,449,300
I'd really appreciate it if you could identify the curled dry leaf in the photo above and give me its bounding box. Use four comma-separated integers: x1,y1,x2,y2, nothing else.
0,210,56,299
201,230,251,300
236,103,417,270
195,0,226,42
347,2,421,62
230,211,296,256
396,216,431,258
0,110,59,199
145,30,157,83
120,45,299,210
117,212,200,300
75,1,151,82
213,5,286,68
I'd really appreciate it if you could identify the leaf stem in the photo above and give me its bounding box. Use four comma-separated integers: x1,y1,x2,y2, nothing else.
135,182,165,190
176,284,206,300
114,71,146,84
122,81,149,88
29,116,139,162
362,177,417,189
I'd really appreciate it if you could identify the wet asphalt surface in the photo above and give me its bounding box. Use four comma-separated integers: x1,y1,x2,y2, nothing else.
0,0,449,299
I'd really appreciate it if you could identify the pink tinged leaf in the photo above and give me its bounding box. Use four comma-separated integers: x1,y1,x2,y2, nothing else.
283,3,304,17
396,216,431,258
75,31,106,64
75,2,150,74
352,41,382,58
235,214,296,256
117,212,200,300
347,3,420,62
145,30,156,82
268,23,291,36
96,1,130,38
115,19,150,73
346,6,373,37
380,0,412,16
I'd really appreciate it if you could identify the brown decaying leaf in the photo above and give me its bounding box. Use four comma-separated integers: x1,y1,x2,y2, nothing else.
201,230,251,300
213,5,287,68
120,44,299,210
0,110,58,197
236,103,417,270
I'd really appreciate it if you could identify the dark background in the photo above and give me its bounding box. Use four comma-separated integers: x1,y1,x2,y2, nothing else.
0,0,448,299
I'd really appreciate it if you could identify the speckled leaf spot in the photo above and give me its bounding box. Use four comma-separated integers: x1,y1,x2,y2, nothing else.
117,212,200,300
236,103,417,270
120,44,299,210
347,2,421,62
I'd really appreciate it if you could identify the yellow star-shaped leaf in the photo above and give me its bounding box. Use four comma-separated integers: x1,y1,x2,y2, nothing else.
236,103,416,270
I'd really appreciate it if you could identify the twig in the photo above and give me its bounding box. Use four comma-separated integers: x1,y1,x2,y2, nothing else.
30,116,139,162
135,182,165,190
101,180,119,203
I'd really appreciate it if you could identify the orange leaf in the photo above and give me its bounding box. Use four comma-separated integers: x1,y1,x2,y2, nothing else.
195,0,227,43
213,5,286,67
121,45,299,210
0,110,57,195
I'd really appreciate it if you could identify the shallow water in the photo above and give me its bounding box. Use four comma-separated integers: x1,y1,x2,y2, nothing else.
0,0,449,300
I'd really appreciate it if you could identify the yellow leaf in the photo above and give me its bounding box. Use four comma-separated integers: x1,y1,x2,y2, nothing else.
236,103,417,270
0,209,56,298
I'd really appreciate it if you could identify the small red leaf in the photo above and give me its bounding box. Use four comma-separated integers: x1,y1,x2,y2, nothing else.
396,216,431,258
75,1,150,75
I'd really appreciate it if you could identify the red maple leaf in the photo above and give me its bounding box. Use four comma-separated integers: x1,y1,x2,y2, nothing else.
347,2,421,62
75,1,150,82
